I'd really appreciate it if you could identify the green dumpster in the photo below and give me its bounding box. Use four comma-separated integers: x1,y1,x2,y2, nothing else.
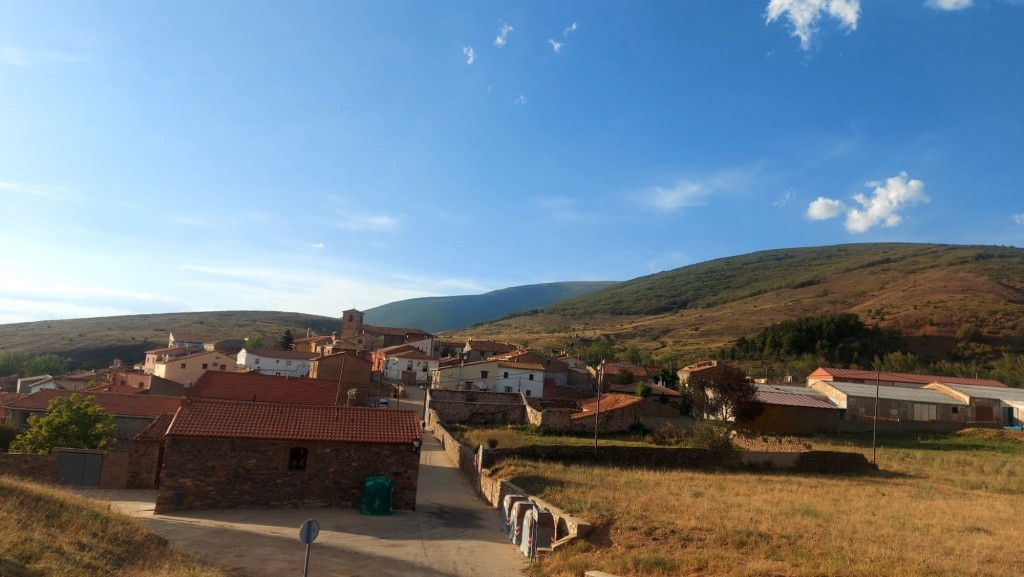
359,475,393,515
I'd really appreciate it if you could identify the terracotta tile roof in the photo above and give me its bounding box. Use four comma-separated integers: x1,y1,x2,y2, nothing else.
811,367,1006,388
496,350,569,372
83,384,148,395
498,361,546,371
245,349,320,360
190,371,344,406
387,348,433,360
464,340,517,353
363,324,432,338
167,398,422,444
0,392,27,407
134,413,175,442
601,362,660,379
378,344,419,355
542,380,591,400
6,390,182,418
572,393,644,419
607,383,680,397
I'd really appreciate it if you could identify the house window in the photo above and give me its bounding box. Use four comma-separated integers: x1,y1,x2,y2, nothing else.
180,363,186,369
255,359,260,365
525,390,532,396
289,447,308,470
503,372,509,379
481,371,489,379
504,386,513,393
202,363,208,370
219,364,226,370
528,374,534,381
952,406,960,414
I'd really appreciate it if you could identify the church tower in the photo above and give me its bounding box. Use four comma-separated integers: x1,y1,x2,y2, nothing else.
341,309,364,339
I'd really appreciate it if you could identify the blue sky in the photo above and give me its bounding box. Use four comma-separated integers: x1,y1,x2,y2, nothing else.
1,0,1022,324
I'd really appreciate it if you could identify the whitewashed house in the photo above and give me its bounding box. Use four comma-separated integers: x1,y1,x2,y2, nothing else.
236,348,319,378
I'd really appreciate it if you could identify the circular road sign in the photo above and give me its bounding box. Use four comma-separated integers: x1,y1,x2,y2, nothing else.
299,519,320,544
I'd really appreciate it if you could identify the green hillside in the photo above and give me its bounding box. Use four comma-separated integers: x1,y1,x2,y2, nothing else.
363,281,618,332
0,311,337,371
461,243,1024,363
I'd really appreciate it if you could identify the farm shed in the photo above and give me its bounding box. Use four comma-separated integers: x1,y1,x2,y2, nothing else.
809,380,969,433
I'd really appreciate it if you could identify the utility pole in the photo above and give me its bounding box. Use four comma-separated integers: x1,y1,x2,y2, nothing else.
594,360,604,454
872,369,880,464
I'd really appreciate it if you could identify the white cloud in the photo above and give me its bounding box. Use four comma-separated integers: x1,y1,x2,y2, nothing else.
805,172,929,232
635,169,754,211
0,46,86,67
765,0,861,50
0,181,71,199
334,214,400,232
463,46,476,64
494,23,513,48
774,191,796,207
564,22,578,36
549,39,563,53
311,242,324,250
925,0,973,10
806,197,846,220
513,94,527,105
1012,214,1024,225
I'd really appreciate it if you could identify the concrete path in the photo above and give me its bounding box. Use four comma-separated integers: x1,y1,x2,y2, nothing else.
76,431,528,577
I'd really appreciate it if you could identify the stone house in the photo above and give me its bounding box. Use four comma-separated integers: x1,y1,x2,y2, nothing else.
374,345,437,385
525,393,644,433
158,398,422,510
4,389,182,440
308,351,373,406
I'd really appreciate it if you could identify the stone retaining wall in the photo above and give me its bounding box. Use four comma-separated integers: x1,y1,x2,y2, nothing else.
0,453,57,483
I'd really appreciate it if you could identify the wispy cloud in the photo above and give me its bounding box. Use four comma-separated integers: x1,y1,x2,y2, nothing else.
494,23,514,48
765,0,861,50
513,94,527,105
0,181,72,200
564,22,578,36
805,172,929,232
548,39,563,53
335,214,400,232
774,191,796,207
1013,214,1024,225
925,0,973,10
463,46,476,64
311,242,325,250
0,46,87,67
634,168,754,211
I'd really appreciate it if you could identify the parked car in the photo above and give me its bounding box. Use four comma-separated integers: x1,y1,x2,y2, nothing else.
377,398,390,408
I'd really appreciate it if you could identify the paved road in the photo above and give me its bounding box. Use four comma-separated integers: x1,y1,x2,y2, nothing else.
78,431,527,577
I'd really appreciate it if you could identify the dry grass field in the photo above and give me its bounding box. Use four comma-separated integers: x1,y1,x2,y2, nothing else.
486,429,1024,577
0,476,238,577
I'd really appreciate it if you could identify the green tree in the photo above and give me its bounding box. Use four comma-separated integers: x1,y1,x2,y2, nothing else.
689,366,763,424
245,333,266,350
9,394,118,454
278,329,295,351
615,370,635,386
990,353,1024,388
635,382,652,398
871,351,921,374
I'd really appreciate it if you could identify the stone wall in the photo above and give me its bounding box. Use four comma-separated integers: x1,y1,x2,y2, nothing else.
127,440,162,489
428,389,525,425
159,437,419,511
0,453,57,483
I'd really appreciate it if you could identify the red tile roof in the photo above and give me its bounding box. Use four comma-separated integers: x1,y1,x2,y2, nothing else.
465,340,517,353
542,380,591,400
83,384,148,395
601,362,660,379
387,348,433,360
0,392,27,408
246,349,320,360
190,371,344,406
810,367,1006,388
6,390,182,418
363,324,432,338
607,383,680,397
167,398,421,444
572,393,644,419
134,413,175,442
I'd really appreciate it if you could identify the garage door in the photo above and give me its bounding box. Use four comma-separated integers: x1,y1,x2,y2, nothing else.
57,451,103,486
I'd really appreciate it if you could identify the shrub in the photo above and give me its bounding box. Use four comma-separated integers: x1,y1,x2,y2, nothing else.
486,437,499,449
689,420,734,453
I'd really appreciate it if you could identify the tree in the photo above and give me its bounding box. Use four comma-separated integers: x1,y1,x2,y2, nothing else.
872,351,921,374
9,394,118,454
245,333,266,350
278,329,294,351
615,370,635,386
689,366,764,424
635,382,652,398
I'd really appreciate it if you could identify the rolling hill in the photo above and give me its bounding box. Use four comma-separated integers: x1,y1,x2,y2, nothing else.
455,243,1024,363
363,281,618,332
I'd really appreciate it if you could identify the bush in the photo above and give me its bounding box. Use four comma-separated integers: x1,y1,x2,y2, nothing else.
486,437,499,449
0,420,19,452
689,420,734,453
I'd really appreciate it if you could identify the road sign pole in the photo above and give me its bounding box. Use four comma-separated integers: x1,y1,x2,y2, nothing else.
298,519,320,577
303,543,311,577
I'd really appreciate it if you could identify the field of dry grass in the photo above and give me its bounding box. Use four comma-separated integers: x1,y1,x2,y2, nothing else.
0,476,238,577
488,429,1024,577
